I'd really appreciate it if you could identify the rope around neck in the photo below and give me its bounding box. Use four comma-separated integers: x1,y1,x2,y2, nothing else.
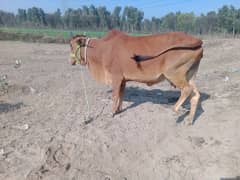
84,38,91,64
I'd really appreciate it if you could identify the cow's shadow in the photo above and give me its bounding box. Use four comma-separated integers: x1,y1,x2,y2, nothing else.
121,86,210,124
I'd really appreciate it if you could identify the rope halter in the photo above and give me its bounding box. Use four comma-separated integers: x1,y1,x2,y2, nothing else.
70,38,90,65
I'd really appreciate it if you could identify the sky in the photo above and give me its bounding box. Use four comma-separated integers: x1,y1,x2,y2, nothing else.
1,0,240,18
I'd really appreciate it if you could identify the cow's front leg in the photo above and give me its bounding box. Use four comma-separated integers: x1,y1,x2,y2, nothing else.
118,81,126,112
112,79,123,117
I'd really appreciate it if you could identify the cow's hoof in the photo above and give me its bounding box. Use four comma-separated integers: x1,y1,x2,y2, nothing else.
111,110,122,118
174,106,188,113
112,113,115,118
173,106,178,112
111,112,118,118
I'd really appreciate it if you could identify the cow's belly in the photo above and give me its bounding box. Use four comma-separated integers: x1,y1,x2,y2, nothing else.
126,72,165,85
123,58,166,84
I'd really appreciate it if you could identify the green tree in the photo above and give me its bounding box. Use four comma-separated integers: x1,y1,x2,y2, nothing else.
142,19,152,32
161,13,177,31
111,6,122,29
17,9,27,25
121,6,144,32
151,17,161,32
97,6,110,30
217,5,237,34
176,12,196,33
0,10,16,26
89,5,99,29
26,7,46,27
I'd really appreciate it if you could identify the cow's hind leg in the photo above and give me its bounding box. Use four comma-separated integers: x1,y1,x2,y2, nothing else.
165,74,194,125
172,77,200,125
165,74,193,112
186,56,201,124
173,84,193,112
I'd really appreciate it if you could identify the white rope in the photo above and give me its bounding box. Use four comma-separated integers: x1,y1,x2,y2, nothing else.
78,38,91,120
80,37,99,122
80,66,90,120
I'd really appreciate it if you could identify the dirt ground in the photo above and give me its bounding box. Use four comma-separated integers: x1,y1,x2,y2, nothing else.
0,38,239,180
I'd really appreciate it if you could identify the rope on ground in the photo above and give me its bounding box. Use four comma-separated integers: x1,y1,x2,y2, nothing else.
79,67,93,123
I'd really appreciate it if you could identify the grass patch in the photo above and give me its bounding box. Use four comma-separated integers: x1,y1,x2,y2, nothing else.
0,27,145,43
0,27,144,38
0,27,107,38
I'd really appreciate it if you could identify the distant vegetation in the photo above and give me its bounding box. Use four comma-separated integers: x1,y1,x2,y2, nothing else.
0,27,144,43
0,27,106,38
0,4,240,36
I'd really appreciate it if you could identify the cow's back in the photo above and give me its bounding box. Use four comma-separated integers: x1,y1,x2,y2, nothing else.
106,32,202,83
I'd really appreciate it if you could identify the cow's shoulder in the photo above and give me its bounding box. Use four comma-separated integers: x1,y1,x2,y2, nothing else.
101,29,127,41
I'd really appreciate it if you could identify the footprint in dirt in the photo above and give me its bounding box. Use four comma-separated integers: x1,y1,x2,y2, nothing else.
26,144,72,180
188,136,206,148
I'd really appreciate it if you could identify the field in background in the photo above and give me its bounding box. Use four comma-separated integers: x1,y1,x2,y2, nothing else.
0,27,145,44
1,27,239,45
0,27,106,38
0,27,109,43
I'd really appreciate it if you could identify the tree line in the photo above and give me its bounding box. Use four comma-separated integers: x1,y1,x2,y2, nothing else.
0,5,240,35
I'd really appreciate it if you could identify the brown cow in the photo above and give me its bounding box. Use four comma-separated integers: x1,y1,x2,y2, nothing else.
69,29,203,125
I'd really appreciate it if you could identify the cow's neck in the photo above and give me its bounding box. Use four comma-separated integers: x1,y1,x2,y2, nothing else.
85,39,109,84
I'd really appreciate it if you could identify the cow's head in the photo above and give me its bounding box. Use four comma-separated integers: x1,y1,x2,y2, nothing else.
69,35,88,65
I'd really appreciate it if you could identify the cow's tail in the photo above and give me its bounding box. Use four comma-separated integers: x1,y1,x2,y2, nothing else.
132,40,203,62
